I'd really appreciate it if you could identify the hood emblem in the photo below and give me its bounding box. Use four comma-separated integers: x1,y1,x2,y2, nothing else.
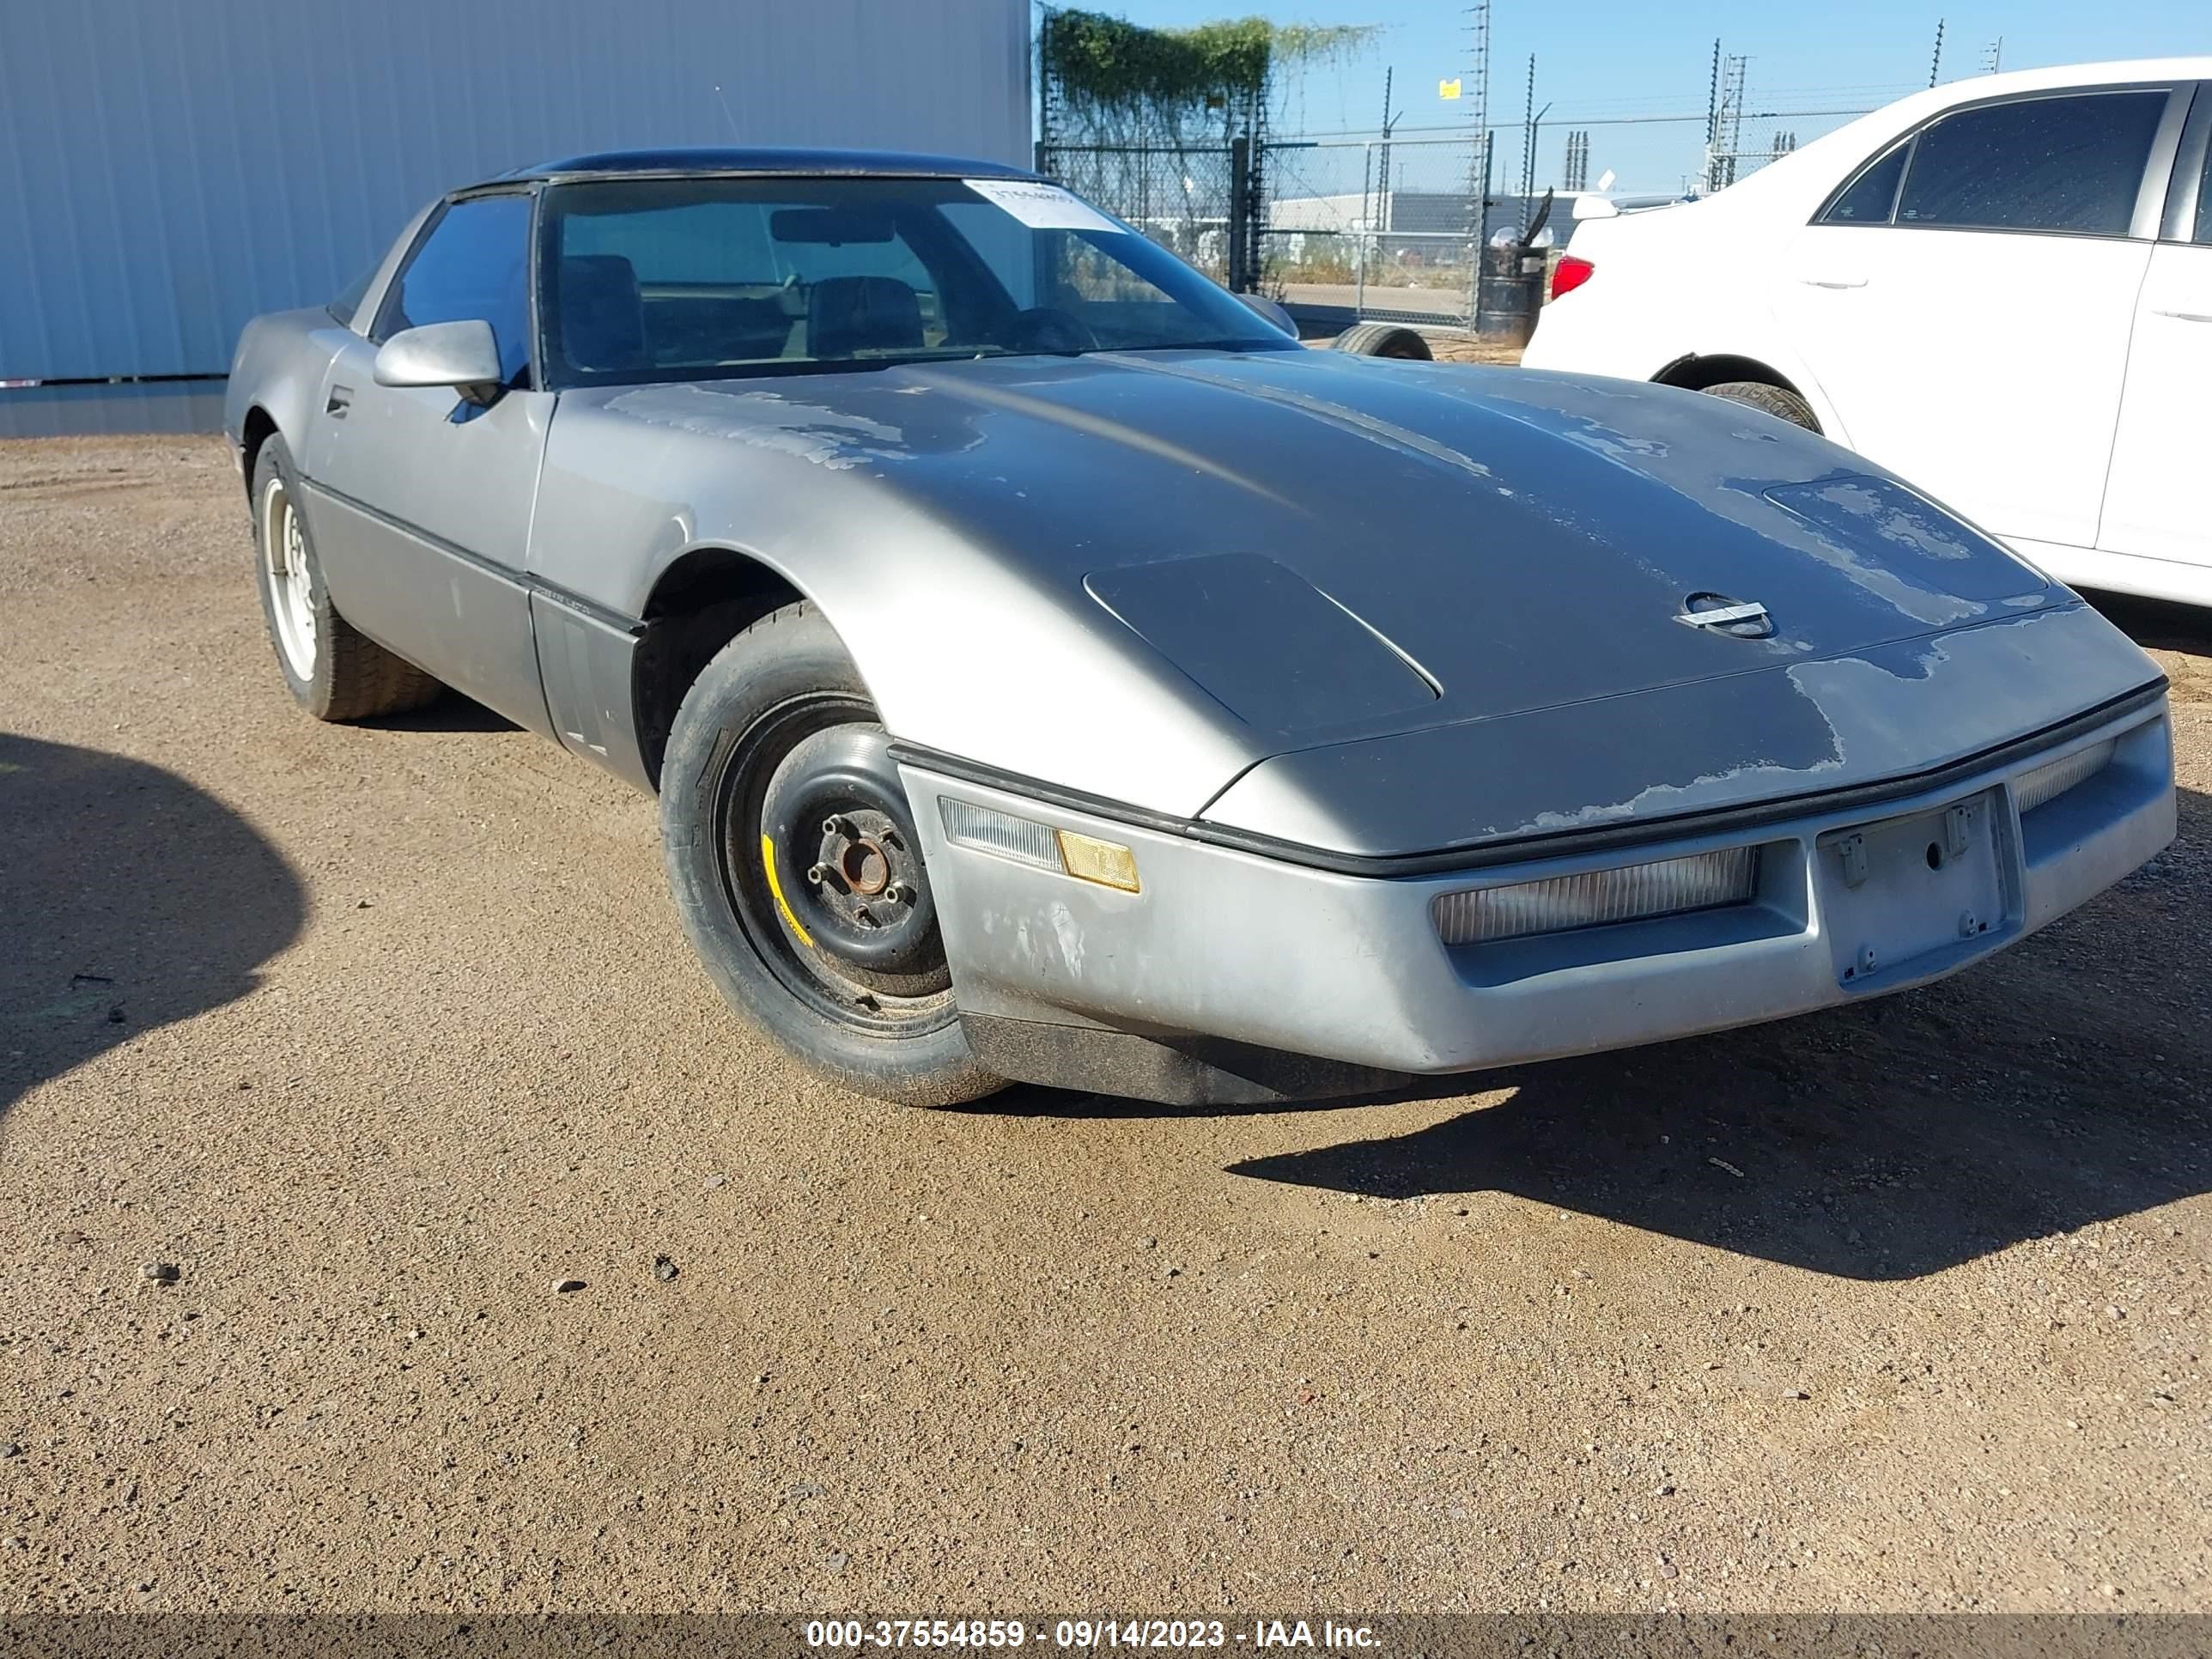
1674,592,1775,639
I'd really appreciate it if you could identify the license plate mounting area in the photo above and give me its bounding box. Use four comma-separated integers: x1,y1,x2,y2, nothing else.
1818,788,2014,987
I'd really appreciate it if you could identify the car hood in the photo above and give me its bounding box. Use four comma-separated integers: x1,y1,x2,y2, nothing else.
565,350,2161,848
629,349,2059,726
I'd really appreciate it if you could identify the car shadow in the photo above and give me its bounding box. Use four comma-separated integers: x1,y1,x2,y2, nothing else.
993,781,2208,1281
0,734,305,1116
366,691,520,735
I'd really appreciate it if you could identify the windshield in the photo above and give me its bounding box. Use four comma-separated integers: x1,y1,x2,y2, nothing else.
537,175,1297,386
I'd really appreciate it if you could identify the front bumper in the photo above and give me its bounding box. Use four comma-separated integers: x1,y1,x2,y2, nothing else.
902,696,2174,1102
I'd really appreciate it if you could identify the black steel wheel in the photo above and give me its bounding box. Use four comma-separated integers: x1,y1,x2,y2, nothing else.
659,601,1004,1106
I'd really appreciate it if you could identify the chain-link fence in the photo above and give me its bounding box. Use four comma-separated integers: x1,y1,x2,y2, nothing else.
1036,142,1243,286
1044,103,1882,330
1263,134,1538,326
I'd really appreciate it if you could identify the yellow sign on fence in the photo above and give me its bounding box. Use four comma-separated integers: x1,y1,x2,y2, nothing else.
1438,77,1462,100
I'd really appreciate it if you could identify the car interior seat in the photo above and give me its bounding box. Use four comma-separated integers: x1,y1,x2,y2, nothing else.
805,276,924,359
556,255,649,373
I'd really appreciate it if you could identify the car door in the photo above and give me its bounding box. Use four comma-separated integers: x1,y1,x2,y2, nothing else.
1771,85,2179,552
2098,86,2212,576
300,189,556,736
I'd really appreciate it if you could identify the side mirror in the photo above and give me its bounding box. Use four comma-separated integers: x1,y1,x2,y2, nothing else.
374,319,505,405
1236,291,1299,337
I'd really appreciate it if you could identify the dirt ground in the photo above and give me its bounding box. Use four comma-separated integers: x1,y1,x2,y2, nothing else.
2,434,2208,1616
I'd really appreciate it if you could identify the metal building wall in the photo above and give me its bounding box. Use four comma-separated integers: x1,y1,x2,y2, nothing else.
0,0,1030,434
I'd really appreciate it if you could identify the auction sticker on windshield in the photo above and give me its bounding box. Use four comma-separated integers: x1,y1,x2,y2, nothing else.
964,179,1123,234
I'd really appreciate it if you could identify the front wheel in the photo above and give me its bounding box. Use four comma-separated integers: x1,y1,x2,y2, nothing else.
658,602,1005,1107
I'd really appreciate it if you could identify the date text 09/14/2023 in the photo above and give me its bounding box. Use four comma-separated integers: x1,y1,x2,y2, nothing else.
802,1620,1383,1650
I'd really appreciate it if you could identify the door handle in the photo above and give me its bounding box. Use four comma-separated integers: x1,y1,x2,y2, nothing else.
1799,274,1868,289
325,385,353,416
2151,307,2212,324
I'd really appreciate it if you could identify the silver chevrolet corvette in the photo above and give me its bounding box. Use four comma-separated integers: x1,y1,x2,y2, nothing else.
224,148,2177,1107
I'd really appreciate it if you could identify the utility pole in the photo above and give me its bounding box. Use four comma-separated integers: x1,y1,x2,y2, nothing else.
1377,66,1395,233
1463,0,1492,332
1981,37,2002,73
1518,55,1537,230
1929,18,1945,86
1703,40,1722,195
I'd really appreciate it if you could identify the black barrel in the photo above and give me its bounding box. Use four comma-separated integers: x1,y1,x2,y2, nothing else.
1475,243,1548,348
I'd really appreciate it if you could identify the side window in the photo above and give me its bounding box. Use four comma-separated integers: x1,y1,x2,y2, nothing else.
374,194,534,383
1820,141,1910,225
1894,90,2167,236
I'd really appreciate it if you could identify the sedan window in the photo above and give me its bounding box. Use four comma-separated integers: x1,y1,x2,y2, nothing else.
538,176,1294,386
374,193,534,383
1893,90,2167,236
1820,141,1910,225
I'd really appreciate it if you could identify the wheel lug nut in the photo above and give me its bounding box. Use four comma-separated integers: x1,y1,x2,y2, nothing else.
805,864,827,886
854,906,876,928
885,883,916,906
822,816,847,838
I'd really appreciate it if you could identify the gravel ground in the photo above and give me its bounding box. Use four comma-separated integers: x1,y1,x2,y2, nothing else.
1,434,2208,1615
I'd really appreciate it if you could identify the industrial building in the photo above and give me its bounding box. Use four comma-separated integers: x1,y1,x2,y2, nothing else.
0,0,1030,434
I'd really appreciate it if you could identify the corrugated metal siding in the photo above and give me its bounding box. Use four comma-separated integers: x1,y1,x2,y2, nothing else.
0,383,227,440
0,0,1030,384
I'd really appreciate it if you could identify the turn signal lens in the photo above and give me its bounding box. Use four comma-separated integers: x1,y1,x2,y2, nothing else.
2012,739,2115,816
938,798,1141,892
1057,830,1141,892
1434,847,1757,945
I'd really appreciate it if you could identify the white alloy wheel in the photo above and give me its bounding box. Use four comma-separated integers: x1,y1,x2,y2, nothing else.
261,475,318,681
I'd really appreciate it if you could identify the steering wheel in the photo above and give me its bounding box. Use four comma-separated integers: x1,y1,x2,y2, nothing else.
1009,307,1098,354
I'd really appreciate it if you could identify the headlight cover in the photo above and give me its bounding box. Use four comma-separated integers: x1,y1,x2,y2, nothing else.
1434,847,1759,945
2011,739,2115,816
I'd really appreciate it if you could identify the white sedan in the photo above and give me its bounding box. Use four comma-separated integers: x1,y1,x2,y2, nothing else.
1525,58,2212,607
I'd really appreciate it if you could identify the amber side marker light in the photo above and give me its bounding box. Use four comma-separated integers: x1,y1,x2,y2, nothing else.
939,798,1141,892
1056,830,1142,893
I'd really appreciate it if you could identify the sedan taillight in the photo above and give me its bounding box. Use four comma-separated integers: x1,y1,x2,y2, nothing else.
1550,254,1595,301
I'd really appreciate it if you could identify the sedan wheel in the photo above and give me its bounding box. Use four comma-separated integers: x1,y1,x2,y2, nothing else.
1703,380,1821,433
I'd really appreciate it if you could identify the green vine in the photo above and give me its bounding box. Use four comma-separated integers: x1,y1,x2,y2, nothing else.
1042,9,1376,134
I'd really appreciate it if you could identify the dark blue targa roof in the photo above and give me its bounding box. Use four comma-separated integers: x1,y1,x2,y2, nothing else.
489,148,1036,186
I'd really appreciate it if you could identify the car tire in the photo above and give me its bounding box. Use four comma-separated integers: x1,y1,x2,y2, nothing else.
658,601,1006,1108
250,434,443,721
1703,381,1820,433
1331,323,1434,361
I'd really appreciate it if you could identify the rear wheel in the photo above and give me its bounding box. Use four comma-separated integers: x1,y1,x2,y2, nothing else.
1331,323,1434,360
1703,380,1820,433
251,435,442,720
658,602,1004,1107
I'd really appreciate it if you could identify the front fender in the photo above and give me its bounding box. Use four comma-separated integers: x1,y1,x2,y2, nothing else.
223,308,349,471
529,389,1265,819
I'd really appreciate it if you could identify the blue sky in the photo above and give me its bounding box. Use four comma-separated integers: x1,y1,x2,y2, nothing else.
1099,0,2207,191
